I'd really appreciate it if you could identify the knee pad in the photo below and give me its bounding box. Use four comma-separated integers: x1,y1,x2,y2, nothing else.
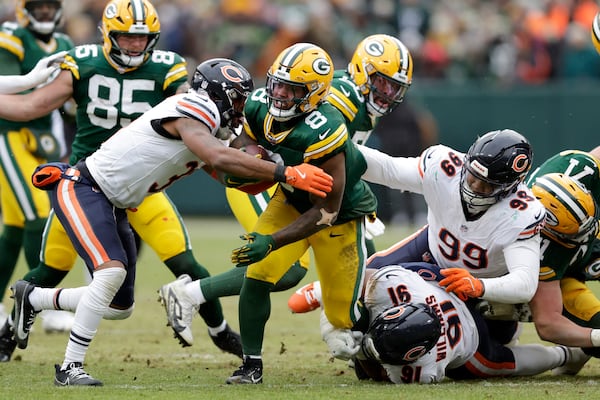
104,304,134,320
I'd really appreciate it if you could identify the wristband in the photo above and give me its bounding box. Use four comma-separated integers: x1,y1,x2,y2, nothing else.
274,164,286,183
590,329,600,347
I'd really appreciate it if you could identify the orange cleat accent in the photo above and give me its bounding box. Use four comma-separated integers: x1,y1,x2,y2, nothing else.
288,281,321,313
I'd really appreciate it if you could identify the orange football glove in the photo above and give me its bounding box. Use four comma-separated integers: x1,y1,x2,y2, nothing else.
276,163,333,198
439,268,484,301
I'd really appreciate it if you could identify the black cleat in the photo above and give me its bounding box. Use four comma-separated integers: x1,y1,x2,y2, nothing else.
0,321,16,362
11,280,38,349
226,356,263,384
210,324,243,358
54,362,103,386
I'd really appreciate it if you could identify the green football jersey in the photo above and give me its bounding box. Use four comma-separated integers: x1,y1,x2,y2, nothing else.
0,22,73,132
244,87,377,224
327,70,378,145
62,44,188,164
526,150,600,281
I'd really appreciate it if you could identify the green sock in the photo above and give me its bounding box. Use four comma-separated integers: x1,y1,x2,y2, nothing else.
239,278,273,356
0,226,23,301
164,250,224,328
23,218,47,270
272,262,306,292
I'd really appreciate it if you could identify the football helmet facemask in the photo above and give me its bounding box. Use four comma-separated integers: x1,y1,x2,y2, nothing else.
266,43,333,121
460,129,533,215
348,34,413,117
532,173,599,248
100,0,160,70
191,58,254,140
361,303,441,366
16,0,62,36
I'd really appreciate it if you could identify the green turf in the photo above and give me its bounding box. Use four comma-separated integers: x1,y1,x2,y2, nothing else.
0,217,598,399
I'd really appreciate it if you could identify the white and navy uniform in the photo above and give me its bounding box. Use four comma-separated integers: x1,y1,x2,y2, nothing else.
365,265,478,383
85,91,220,209
364,263,565,383
359,144,545,304
48,90,219,307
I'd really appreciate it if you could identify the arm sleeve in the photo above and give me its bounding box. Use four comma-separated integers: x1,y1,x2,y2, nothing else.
357,144,423,193
480,235,541,304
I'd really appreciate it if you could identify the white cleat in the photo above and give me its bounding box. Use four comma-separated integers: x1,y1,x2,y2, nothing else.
158,274,196,347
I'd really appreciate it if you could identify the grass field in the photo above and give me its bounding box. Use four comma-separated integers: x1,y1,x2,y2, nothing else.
0,216,598,399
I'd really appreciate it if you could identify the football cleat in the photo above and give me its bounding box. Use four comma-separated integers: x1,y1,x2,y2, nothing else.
209,324,243,358
11,280,38,349
54,362,103,386
552,347,591,376
226,357,263,384
0,320,16,362
158,274,197,347
287,281,321,313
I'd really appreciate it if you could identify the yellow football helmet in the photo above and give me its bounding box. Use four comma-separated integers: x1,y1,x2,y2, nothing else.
531,173,599,248
348,34,413,117
266,43,333,121
100,0,160,70
16,0,62,35
591,12,600,55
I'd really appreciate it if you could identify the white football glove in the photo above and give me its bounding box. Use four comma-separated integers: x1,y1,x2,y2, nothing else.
320,311,363,360
0,51,67,94
365,216,385,240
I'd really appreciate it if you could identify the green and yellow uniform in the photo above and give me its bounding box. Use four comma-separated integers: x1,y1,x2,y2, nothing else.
526,150,600,326
0,22,73,299
239,88,376,353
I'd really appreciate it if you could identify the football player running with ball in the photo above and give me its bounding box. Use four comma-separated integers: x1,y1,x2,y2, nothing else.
0,0,244,365
159,35,413,339
160,43,378,384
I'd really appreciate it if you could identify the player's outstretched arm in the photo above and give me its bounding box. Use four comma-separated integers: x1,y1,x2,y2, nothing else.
0,51,67,94
176,117,333,197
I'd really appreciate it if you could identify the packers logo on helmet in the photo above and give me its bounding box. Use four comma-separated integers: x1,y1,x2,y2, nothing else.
16,0,62,36
100,0,160,71
266,43,334,121
531,173,599,248
348,34,413,116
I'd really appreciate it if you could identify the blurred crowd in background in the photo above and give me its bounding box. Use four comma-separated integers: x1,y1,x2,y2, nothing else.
1,0,599,225
2,0,600,86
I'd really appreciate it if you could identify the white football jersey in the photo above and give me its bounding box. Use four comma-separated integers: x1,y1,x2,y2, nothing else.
364,265,478,383
86,90,221,209
359,144,544,278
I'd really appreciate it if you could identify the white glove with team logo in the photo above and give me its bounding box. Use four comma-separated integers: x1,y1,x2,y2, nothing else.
320,311,363,360
365,216,385,240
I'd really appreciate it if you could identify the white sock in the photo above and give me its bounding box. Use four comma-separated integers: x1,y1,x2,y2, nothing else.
29,287,87,312
62,267,126,367
186,280,206,306
207,320,227,336
511,344,566,376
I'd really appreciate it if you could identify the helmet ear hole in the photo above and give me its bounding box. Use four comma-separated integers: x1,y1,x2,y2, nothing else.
362,303,441,365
